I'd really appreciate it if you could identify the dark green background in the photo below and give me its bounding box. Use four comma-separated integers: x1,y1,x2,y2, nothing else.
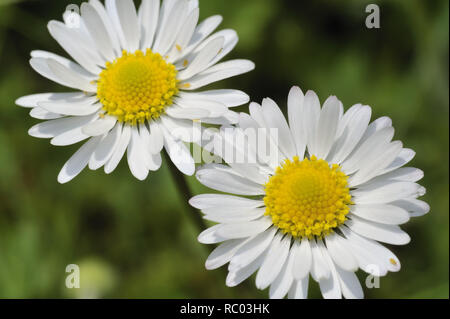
0,0,448,298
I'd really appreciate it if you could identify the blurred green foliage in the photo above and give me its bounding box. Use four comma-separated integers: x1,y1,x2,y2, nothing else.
0,0,448,298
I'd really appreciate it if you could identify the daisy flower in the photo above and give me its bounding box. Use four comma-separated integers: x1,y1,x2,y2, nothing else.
190,86,429,299
16,0,254,183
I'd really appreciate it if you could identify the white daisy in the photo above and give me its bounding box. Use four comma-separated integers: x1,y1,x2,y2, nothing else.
190,86,429,299
16,0,254,183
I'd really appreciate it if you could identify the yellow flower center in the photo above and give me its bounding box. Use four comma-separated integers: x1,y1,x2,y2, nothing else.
97,49,179,125
264,156,352,239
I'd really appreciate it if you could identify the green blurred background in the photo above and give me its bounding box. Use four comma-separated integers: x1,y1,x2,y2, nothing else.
0,0,448,298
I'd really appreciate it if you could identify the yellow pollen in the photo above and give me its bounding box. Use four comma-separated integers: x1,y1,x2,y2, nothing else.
96,49,179,125
390,258,397,265
264,156,352,239
183,59,189,67
176,44,182,52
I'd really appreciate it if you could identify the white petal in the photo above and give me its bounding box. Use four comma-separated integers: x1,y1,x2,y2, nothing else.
391,199,430,218
148,121,164,154
198,224,228,244
328,105,371,164
335,266,364,299
292,238,312,280
16,92,89,108
339,235,387,276
318,246,342,299
114,0,140,52
180,29,237,68
346,215,411,245
217,217,273,240
310,239,331,282
51,131,89,147
205,239,247,270
325,233,358,272
341,127,394,175
303,90,321,156
357,116,392,149
89,0,122,55
31,50,95,79
127,127,150,180
261,98,297,159
180,59,254,90
368,167,424,184
46,58,97,92
352,181,426,204
350,204,410,225
146,152,163,172
38,96,100,116
212,128,267,184
178,90,249,107
255,233,291,290
229,227,277,271
82,115,117,137
29,107,63,120
29,115,95,139
379,148,416,175
288,277,309,299
138,0,160,50
51,114,98,146
204,207,265,224
226,252,265,288
162,126,195,176
248,101,267,127
175,97,228,118
57,136,101,184
105,124,132,174
81,2,116,61
244,105,283,168
160,115,201,143
269,247,295,299
47,21,102,74
196,165,265,195
153,0,187,56
105,0,127,50
182,15,222,58
30,58,96,92
205,29,239,68
166,106,210,120
287,86,306,158
189,194,263,210
200,111,239,125
314,96,341,159
341,226,401,273
167,7,199,60
178,36,224,81
89,123,121,170
349,141,403,187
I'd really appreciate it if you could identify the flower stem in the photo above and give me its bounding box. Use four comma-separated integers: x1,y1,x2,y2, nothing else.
164,152,207,232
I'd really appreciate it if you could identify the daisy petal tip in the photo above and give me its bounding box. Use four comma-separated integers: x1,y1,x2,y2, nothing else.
88,162,100,171
15,96,28,107
27,126,41,138
104,165,114,175
423,202,431,215
57,171,72,185
183,166,195,177
188,196,200,209
289,85,303,96
225,277,236,288
197,235,208,245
